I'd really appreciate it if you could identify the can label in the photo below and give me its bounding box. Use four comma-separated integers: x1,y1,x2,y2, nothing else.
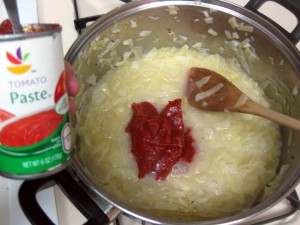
0,28,73,177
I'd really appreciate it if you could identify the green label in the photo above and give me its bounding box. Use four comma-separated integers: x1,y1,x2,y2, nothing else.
0,114,73,175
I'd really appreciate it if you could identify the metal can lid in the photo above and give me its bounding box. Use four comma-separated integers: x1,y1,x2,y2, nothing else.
0,23,62,41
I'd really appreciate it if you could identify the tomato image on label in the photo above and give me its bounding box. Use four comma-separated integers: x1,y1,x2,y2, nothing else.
0,109,15,123
54,71,69,115
0,109,63,147
54,71,67,103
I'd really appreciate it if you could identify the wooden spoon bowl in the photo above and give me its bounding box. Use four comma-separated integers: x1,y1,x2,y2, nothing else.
187,67,300,131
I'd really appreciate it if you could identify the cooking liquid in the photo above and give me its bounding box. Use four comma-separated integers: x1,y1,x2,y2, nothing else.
0,24,73,179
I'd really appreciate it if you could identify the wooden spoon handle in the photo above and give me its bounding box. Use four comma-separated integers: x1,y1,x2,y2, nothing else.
240,99,300,131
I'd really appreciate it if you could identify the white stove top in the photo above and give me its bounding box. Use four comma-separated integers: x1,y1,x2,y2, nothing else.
0,1,300,225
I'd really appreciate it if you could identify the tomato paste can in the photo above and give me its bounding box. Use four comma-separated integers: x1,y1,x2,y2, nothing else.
0,24,73,179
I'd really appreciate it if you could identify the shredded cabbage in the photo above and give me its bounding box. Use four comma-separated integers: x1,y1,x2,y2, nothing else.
76,46,282,221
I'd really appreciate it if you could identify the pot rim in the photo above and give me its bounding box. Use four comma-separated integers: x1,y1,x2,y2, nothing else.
65,0,300,65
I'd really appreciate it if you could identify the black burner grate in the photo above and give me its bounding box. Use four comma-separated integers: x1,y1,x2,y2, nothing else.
73,0,131,34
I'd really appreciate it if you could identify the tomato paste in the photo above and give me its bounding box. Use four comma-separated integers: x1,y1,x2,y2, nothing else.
0,19,56,35
0,23,73,178
126,99,196,181
0,109,63,147
0,19,13,34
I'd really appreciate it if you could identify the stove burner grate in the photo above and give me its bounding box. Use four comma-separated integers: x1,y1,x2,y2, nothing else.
73,0,131,34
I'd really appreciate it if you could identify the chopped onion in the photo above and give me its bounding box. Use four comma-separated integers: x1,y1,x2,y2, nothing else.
228,17,239,29
279,60,284,66
195,76,211,88
225,30,233,39
235,49,251,74
192,42,203,51
232,32,239,39
177,35,188,44
228,40,240,49
97,39,121,59
204,17,213,24
202,10,210,17
208,28,218,36
248,52,259,61
292,86,299,95
149,16,160,20
245,47,259,62
130,20,137,28
122,39,133,47
234,94,248,107
131,46,143,58
167,6,179,15
110,51,117,58
195,83,224,101
219,46,225,54
85,73,97,85
228,17,253,33
244,47,251,55
238,25,254,32
139,30,152,37
239,38,251,49
112,27,121,34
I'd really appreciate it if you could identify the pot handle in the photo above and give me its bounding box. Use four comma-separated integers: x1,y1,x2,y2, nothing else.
245,0,300,44
18,170,110,225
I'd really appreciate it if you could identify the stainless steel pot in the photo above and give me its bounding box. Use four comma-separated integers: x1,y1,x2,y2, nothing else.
19,0,300,225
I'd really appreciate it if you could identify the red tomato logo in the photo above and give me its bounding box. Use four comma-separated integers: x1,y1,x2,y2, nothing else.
54,71,67,103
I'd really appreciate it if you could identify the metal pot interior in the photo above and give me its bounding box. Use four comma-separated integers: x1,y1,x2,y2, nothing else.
66,0,300,224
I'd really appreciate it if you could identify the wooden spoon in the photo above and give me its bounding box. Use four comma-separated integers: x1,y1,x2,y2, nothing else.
187,67,300,131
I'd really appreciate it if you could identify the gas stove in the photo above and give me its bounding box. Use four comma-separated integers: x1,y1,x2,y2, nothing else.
0,0,300,225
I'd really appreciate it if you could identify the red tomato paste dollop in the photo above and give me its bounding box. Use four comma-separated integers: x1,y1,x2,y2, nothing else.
0,109,63,147
126,99,196,181
0,19,13,34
